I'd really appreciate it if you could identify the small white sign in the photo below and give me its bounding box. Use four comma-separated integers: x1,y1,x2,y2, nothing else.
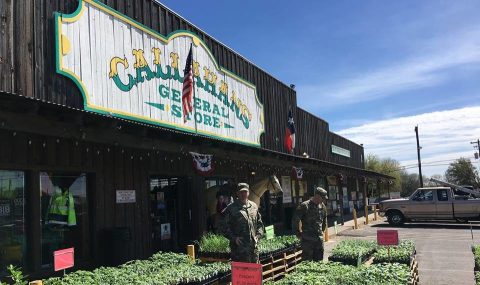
116,190,136,204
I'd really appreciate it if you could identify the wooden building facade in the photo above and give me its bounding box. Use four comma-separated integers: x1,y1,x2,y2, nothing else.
0,0,392,278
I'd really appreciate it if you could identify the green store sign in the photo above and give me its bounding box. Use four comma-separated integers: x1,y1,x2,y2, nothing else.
55,0,265,146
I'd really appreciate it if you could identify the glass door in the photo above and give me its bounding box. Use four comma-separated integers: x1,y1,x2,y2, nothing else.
150,177,179,252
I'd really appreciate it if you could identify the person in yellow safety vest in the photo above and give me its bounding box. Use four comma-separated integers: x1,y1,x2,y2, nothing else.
46,187,76,226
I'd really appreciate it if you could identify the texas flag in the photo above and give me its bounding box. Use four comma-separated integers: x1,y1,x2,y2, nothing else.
285,109,296,153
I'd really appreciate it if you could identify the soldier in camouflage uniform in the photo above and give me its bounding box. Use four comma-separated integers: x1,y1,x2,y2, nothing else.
292,187,328,261
220,182,264,263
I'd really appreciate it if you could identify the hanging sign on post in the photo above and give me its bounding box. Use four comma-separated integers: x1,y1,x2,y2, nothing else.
265,225,275,240
377,230,399,246
231,262,262,285
54,247,74,272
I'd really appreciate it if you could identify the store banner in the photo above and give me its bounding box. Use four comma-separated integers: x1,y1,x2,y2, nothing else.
281,176,292,204
55,0,264,147
190,152,214,176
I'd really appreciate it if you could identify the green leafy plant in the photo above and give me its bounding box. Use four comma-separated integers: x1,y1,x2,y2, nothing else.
197,233,231,254
1,265,28,285
373,240,415,264
328,240,377,265
42,252,230,285
266,261,410,285
197,233,299,258
473,245,480,270
476,271,480,285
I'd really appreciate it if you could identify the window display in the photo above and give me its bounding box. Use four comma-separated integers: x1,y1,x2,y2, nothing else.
0,171,25,275
40,172,89,268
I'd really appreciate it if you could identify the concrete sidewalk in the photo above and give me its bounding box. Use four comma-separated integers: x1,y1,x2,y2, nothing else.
325,212,382,240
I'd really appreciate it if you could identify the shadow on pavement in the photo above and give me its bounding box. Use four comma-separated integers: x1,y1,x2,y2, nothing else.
371,221,480,230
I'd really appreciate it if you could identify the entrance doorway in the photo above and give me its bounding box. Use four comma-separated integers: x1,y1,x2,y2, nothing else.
149,176,192,253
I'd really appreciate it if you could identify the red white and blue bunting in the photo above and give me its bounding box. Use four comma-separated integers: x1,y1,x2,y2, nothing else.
291,166,304,180
190,152,214,176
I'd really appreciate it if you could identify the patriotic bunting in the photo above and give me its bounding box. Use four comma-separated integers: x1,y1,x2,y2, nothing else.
190,152,214,176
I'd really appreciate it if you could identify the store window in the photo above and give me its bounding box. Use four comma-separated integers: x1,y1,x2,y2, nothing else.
0,171,25,275
40,172,89,268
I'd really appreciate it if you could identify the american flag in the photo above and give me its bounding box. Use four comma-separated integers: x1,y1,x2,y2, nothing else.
182,44,194,123
285,109,296,153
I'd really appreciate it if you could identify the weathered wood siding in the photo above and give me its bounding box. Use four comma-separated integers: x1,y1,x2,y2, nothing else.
295,108,330,160
329,132,365,169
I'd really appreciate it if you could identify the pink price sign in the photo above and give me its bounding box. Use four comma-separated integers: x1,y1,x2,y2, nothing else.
377,230,399,246
54,248,74,272
231,261,262,285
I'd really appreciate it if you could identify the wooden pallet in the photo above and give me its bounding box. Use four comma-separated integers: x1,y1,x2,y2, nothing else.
198,247,303,283
409,256,419,285
262,248,302,282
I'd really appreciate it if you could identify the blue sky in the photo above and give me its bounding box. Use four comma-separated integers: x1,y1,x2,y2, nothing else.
158,0,480,176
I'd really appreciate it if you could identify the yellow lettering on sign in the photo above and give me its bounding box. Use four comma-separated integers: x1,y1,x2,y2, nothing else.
219,80,228,94
109,57,129,78
193,61,200,77
132,49,148,68
203,67,211,81
209,72,217,85
152,47,161,65
170,52,179,69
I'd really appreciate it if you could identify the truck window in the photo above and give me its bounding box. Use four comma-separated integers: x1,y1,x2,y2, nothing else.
412,190,434,201
437,189,449,201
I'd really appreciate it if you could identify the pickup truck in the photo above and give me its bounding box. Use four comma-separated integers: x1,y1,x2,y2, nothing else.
378,187,480,226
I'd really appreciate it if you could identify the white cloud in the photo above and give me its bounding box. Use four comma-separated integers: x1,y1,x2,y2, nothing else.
337,106,480,176
298,28,480,109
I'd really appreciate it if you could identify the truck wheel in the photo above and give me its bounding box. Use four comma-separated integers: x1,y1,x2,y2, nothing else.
387,211,405,226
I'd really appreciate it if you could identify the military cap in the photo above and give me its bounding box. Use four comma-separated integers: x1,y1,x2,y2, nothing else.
314,187,328,198
237,182,250,192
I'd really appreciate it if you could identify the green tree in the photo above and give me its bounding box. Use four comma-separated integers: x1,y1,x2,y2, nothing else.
399,171,419,197
445,158,480,187
365,154,402,195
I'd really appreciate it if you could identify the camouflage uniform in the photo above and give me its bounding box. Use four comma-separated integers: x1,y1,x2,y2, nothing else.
221,198,264,263
292,188,328,261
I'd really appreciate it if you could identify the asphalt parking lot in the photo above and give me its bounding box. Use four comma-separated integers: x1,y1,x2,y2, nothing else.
324,217,480,285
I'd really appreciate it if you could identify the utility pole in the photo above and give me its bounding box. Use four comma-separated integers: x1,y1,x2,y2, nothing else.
471,139,480,172
415,125,424,187
471,139,480,157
